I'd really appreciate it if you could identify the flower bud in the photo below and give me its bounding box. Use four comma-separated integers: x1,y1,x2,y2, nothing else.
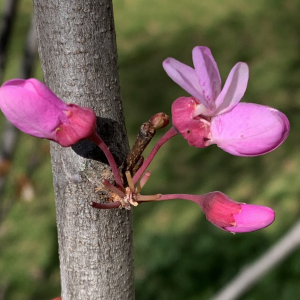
200,192,275,233
149,112,169,129
0,78,96,147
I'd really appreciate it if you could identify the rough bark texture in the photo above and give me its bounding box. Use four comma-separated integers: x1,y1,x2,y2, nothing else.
32,1,134,299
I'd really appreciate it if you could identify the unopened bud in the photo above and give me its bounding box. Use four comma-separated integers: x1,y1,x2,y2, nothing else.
149,112,169,130
0,78,96,147
200,192,275,233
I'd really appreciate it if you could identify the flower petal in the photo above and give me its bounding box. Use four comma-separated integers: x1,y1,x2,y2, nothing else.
56,104,96,147
163,57,209,107
192,46,221,109
209,103,290,156
0,80,65,139
3,78,66,108
226,204,275,233
172,97,211,148
0,78,97,147
214,62,249,115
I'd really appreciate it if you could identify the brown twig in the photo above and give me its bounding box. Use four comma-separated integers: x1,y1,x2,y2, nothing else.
121,112,169,178
121,121,156,176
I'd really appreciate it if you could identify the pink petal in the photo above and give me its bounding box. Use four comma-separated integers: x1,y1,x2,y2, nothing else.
171,97,211,148
0,78,97,147
3,78,66,108
0,79,67,140
56,104,96,147
172,96,200,128
214,62,249,115
163,58,209,108
226,204,275,233
192,46,221,109
209,103,290,156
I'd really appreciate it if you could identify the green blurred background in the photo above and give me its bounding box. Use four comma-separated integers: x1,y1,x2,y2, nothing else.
1,0,300,299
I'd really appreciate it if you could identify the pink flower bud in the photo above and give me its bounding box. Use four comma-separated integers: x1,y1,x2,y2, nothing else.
0,78,96,147
200,192,275,233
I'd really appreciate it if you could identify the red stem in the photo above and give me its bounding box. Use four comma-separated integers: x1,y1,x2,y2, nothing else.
158,193,204,204
91,194,204,209
102,179,125,198
132,126,178,184
90,201,121,209
88,132,123,188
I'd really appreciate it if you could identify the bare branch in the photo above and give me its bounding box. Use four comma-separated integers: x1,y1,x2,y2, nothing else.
210,220,300,300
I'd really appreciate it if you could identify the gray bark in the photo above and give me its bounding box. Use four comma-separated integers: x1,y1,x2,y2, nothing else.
32,1,134,300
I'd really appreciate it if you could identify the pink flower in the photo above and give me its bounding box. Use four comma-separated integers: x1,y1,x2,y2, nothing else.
163,46,290,156
0,78,96,147
199,191,275,233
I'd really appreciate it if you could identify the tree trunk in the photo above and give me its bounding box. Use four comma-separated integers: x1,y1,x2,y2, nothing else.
32,1,134,299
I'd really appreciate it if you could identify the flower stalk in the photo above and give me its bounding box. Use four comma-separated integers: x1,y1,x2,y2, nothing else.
88,132,124,188
132,126,178,184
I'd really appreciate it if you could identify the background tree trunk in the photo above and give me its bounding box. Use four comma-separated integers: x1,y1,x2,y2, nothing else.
32,1,134,299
